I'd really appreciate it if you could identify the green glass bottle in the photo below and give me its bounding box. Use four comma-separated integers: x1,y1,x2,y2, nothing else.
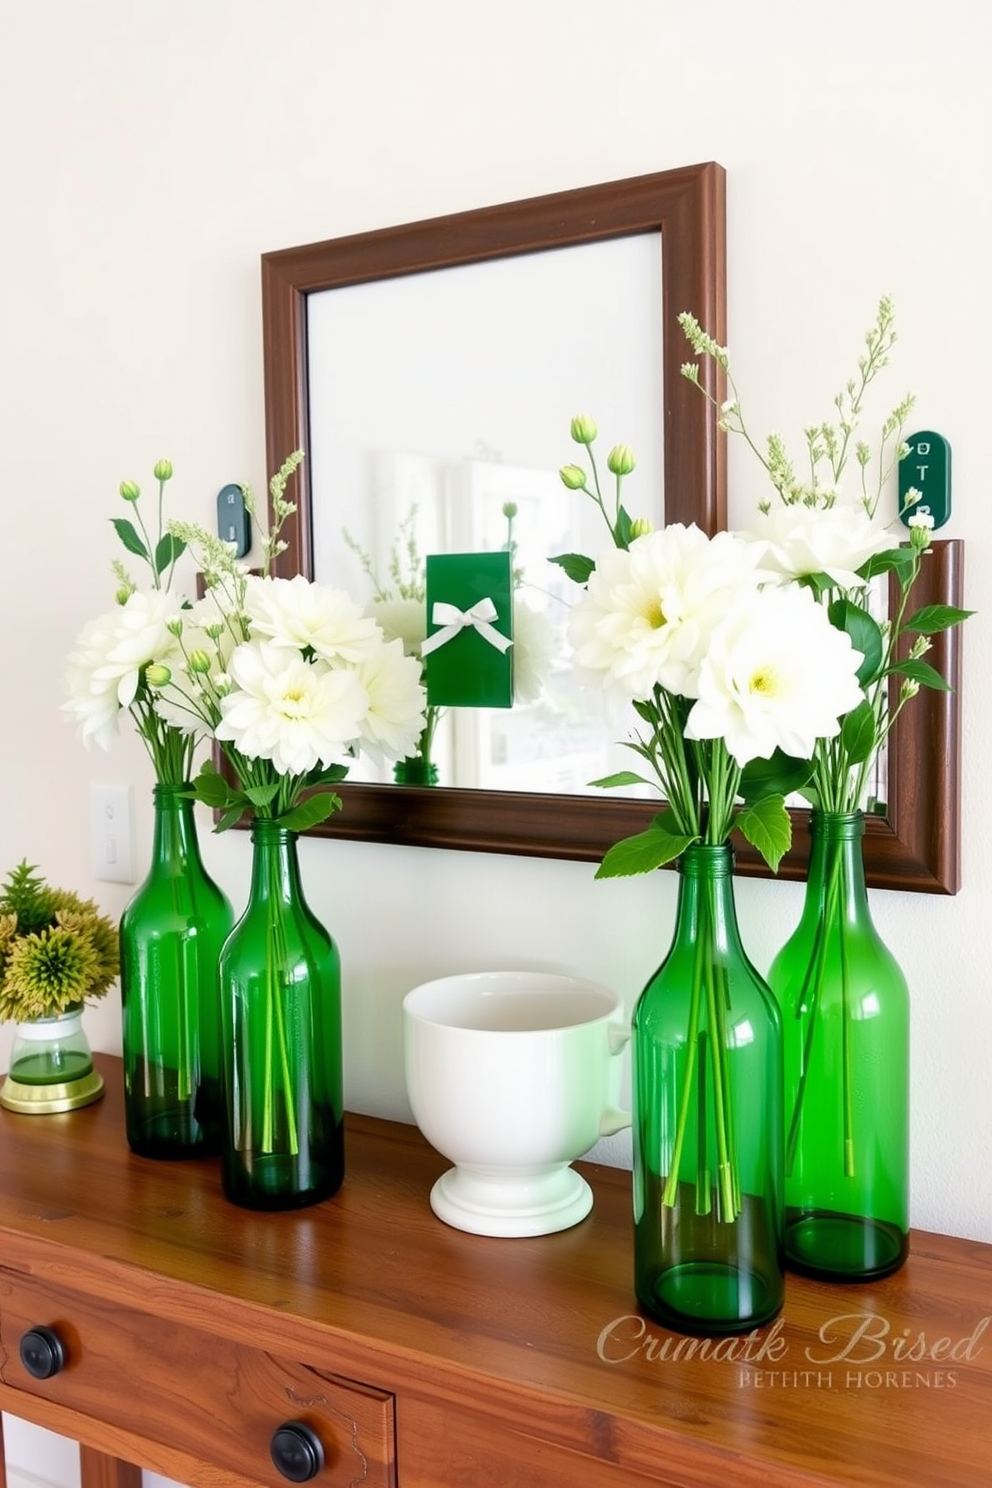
392,756,439,786
218,820,344,1211
632,845,784,1336
767,811,909,1280
120,785,233,1158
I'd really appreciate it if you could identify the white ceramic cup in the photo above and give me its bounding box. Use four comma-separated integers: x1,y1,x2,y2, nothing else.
403,970,630,1237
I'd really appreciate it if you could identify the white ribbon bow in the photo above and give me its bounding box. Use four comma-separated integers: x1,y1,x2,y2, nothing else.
420,597,514,657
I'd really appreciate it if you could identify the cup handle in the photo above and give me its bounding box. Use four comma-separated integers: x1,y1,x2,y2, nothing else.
599,1106,632,1136
608,1023,631,1056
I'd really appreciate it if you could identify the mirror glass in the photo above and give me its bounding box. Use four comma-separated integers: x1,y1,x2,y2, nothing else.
308,232,663,795
262,164,962,891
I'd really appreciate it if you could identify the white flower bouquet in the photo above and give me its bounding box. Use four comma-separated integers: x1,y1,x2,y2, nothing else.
556,421,865,876
161,454,428,828
65,453,427,829
557,420,870,1240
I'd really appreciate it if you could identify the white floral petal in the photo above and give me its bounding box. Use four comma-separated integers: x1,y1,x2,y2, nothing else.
216,641,370,775
352,638,428,765
568,524,773,703
245,574,381,663
685,586,864,767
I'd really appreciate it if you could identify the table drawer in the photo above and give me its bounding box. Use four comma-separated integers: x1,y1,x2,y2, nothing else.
0,1271,395,1487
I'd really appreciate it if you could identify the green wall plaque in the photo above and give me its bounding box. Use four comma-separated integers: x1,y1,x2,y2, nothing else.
898,429,951,529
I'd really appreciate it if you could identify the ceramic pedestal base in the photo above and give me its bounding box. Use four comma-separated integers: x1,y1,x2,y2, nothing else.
429,1163,593,1237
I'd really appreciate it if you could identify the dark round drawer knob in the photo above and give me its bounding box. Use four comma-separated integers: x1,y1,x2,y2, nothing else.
19,1325,66,1380
270,1420,325,1482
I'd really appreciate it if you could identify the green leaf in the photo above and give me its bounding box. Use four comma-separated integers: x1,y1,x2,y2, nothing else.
738,750,813,804
594,820,697,879
858,547,915,582
110,517,149,560
614,506,634,551
735,795,791,873
276,791,343,832
213,803,247,833
279,793,343,832
306,764,350,787
243,782,280,809
799,571,839,600
840,700,877,765
549,552,596,585
154,533,186,574
828,597,884,684
888,658,951,691
588,770,652,790
185,768,239,810
631,698,660,725
904,603,975,634
619,741,659,769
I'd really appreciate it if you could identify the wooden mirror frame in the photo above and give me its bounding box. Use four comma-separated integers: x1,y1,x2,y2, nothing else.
260,162,963,893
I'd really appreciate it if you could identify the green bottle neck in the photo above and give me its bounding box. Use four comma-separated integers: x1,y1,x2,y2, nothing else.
673,845,745,955
801,809,871,925
150,783,204,873
248,820,303,906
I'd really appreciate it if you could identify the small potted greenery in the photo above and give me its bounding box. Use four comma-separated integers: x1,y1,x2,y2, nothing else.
0,862,119,1113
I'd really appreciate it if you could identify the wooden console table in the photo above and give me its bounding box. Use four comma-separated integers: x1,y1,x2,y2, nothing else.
0,1054,989,1488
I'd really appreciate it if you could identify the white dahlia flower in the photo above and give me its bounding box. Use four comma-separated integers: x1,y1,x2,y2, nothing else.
352,637,428,764
743,502,897,591
63,590,186,748
215,640,369,776
568,523,771,703
685,584,865,766
244,573,380,664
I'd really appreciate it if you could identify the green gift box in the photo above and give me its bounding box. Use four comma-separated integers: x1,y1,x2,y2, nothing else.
423,551,514,708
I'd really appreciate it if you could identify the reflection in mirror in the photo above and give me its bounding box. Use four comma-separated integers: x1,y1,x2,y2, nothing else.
307,233,664,796
261,162,963,890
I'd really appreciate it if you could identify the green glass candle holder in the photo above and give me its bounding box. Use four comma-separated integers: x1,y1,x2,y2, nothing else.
0,1005,104,1114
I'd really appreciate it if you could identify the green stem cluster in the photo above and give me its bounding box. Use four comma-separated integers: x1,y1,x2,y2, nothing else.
131,698,197,786
260,846,299,1157
785,843,852,1176
626,690,742,846
662,879,741,1221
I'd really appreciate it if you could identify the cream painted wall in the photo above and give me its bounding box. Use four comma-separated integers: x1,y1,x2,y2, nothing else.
1,1,990,1482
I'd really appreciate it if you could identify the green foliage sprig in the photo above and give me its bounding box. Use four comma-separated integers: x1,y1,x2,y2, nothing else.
679,298,974,814
0,862,119,1022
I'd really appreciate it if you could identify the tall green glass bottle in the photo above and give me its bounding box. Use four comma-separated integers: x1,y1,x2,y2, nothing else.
119,785,233,1158
632,845,784,1336
767,811,909,1280
217,820,344,1211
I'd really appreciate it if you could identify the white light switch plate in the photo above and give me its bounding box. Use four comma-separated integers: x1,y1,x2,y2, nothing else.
90,783,136,884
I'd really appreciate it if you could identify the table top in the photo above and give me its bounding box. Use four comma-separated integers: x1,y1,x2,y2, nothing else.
0,1054,989,1488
